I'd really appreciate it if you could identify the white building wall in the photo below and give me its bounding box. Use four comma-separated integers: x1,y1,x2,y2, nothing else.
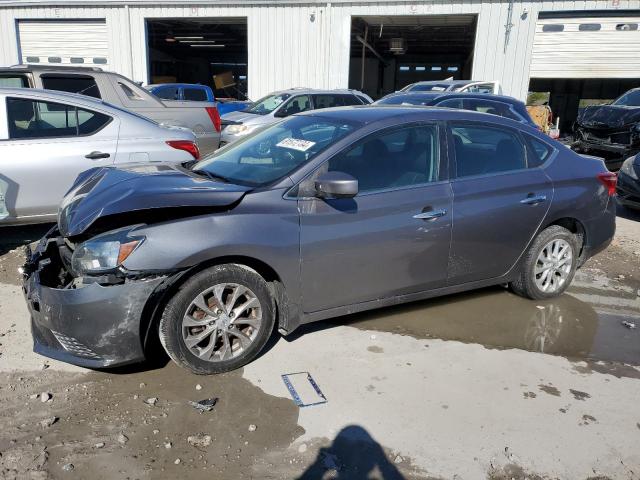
1,1,640,101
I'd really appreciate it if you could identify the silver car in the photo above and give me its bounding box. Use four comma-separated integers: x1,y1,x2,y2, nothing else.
0,88,199,225
219,88,372,146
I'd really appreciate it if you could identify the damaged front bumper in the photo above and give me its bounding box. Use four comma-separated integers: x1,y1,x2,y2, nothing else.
22,229,167,368
573,126,640,160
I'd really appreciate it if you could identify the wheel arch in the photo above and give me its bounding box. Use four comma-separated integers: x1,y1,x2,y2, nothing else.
540,216,587,259
139,255,286,358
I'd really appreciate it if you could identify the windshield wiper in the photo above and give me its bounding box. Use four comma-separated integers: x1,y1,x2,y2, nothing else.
192,169,231,183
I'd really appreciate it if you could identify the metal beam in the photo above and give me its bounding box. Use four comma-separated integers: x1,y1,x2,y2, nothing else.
356,35,387,65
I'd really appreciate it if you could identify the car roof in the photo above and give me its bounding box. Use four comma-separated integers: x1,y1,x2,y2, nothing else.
407,80,480,87
379,91,525,106
297,105,531,128
269,88,367,96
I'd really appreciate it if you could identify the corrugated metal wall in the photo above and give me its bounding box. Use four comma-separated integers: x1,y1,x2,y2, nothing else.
1,1,640,101
531,15,640,78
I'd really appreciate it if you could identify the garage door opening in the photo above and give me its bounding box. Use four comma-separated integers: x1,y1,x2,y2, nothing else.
348,14,477,99
147,18,248,100
528,78,640,136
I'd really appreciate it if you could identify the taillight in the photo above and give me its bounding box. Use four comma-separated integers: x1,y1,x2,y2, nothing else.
205,106,221,133
166,140,200,160
597,171,617,196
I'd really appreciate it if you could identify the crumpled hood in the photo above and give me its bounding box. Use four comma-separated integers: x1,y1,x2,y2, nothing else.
577,104,640,129
58,162,251,237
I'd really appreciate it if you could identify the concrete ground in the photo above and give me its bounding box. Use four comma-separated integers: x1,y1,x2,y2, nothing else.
0,205,639,480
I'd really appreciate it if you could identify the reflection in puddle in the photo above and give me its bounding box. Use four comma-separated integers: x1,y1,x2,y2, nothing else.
330,284,640,366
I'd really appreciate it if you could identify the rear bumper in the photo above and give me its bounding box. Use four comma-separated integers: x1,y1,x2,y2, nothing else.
23,234,167,368
579,199,616,264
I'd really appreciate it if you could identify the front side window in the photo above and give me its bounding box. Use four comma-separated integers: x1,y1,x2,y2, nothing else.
193,116,357,186
246,93,291,115
184,88,208,101
450,123,526,177
6,97,111,139
280,95,311,116
327,124,439,193
41,75,101,99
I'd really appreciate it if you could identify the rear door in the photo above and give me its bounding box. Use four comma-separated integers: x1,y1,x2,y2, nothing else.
299,122,452,313
447,121,553,285
0,96,118,219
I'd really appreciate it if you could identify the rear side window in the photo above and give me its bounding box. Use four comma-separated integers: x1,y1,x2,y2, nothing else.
6,97,111,139
184,88,208,101
450,124,526,177
313,94,341,110
526,135,554,168
0,75,29,88
341,94,364,106
154,87,179,100
41,75,101,99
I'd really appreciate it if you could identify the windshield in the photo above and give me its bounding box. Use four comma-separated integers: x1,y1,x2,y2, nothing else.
404,83,450,92
193,115,358,186
613,90,640,107
245,93,291,115
376,94,438,106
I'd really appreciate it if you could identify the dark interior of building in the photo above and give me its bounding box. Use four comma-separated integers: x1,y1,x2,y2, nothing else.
147,18,248,99
349,14,477,99
529,78,640,135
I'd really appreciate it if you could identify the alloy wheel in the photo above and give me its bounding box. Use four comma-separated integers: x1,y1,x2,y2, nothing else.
181,283,263,362
534,239,573,294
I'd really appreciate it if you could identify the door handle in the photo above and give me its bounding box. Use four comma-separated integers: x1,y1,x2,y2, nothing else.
520,194,547,205
413,209,447,220
85,151,110,160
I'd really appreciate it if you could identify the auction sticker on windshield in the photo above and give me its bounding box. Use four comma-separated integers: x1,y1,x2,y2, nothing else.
276,138,316,152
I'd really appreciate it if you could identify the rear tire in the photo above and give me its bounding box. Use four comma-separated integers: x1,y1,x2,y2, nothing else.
509,225,580,300
159,264,275,375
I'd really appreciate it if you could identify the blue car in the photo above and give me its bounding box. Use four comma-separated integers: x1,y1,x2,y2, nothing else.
375,91,537,129
147,83,251,116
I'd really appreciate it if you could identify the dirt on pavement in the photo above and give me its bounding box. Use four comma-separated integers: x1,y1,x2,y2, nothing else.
1,206,639,479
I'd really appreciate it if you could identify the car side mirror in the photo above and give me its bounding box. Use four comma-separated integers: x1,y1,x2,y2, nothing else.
274,109,288,118
314,171,358,199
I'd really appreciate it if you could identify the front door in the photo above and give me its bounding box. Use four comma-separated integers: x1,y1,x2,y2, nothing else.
0,96,117,220
447,121,553,285
299,123,452,313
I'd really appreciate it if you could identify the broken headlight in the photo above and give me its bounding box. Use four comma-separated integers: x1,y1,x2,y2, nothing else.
71,227,145,275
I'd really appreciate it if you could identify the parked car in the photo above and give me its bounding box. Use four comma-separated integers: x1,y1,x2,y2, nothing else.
573,88,640,165
375,92,537,128
0,65,221,154
617,154,640,210
0,88,199,225
23,106,616,374
146,83,251,116
219,88,373,146
400,80,502,94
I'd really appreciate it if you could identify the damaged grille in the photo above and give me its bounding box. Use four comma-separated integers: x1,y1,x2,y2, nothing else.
581,127,633,146
51,330,102,359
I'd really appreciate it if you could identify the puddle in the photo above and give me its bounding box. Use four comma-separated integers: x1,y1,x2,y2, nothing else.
321,281,640,366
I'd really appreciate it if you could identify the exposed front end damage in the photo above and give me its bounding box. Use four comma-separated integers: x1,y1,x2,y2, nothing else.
22,228,168,368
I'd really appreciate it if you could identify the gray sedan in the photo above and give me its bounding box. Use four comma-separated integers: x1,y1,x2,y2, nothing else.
23,106,616,374
0,88,199,225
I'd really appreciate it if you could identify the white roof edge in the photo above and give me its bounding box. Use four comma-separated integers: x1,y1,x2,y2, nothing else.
0,0,431,6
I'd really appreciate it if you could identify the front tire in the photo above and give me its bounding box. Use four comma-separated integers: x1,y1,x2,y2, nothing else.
159,264,275,374
510,225,580,300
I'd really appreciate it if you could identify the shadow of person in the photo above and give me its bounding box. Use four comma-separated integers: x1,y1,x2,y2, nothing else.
297,425,405,480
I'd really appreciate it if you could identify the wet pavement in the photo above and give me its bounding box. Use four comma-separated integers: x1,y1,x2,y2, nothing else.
1,208,639,479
